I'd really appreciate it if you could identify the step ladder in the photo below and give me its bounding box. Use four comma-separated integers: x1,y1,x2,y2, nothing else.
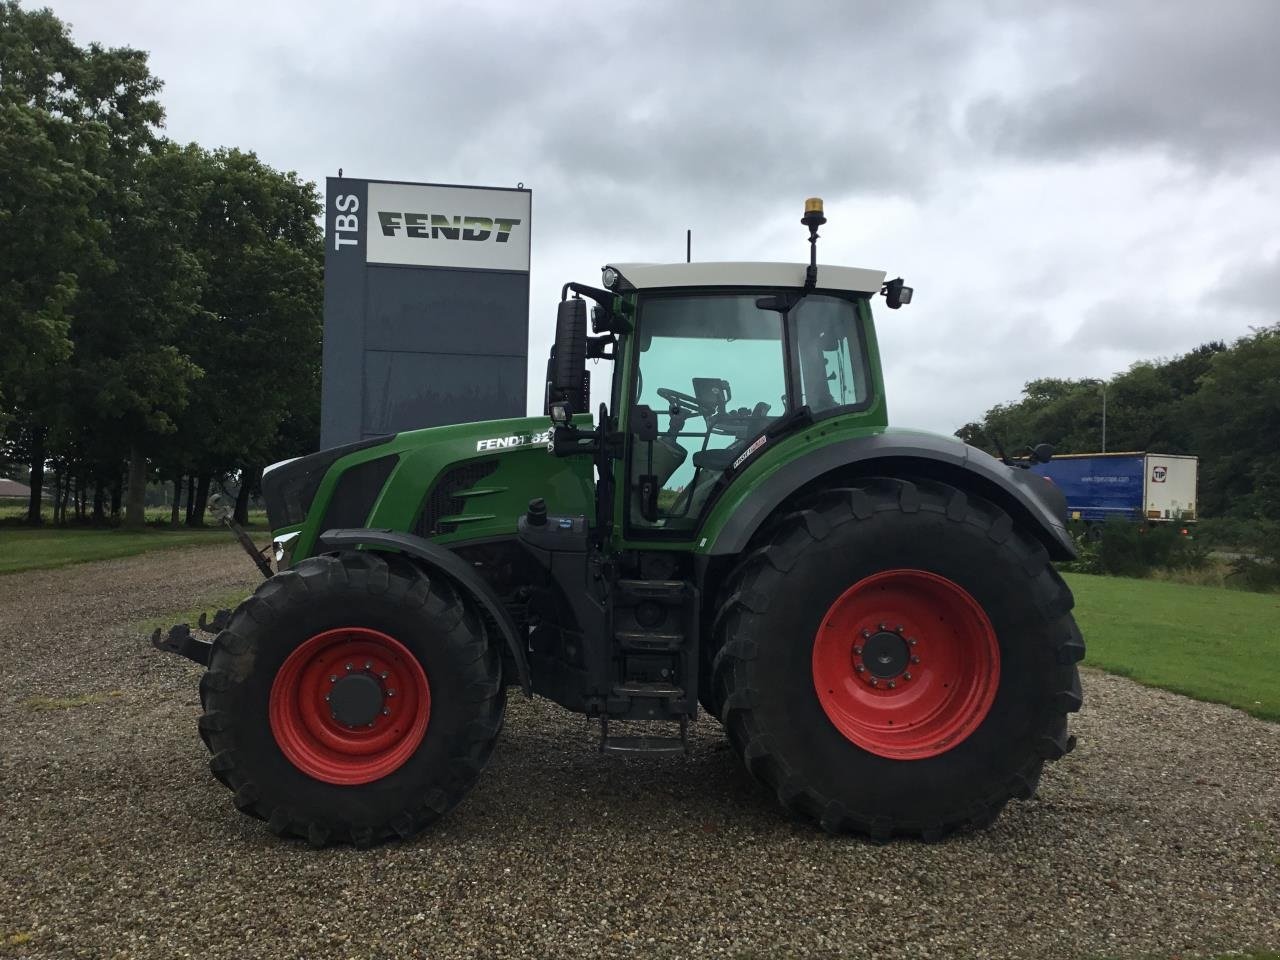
599,715,689,756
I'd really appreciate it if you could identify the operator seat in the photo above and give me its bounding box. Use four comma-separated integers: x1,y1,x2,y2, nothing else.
630,436,688,524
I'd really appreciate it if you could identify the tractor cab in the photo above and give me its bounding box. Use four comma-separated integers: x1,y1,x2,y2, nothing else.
545,199,908,544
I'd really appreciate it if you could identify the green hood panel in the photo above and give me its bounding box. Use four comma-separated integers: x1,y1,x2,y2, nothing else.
292,416,594,560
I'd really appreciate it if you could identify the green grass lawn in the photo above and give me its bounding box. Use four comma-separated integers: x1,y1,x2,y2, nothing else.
0,526,232,574
1067,572,1280,722
0,520,267,575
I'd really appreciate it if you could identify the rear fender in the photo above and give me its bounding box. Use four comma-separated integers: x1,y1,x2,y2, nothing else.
701,434,1076,561
318,528,531,695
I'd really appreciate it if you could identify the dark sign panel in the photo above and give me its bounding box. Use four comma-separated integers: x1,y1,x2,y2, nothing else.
321,177,531,449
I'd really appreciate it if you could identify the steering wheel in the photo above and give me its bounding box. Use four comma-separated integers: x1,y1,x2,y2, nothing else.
656,386,704,416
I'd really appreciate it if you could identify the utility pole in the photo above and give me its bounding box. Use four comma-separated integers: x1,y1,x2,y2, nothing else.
1085,379,1108,452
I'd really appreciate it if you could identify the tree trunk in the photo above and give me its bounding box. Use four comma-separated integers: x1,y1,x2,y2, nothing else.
185,475,196,525
55,470,69,525
110,474,122,520
234,464,261,526
124,446,148,529
75,472,86,521
169,473,183,527
26,427,46,525
187,474,212,527
92,480,105,523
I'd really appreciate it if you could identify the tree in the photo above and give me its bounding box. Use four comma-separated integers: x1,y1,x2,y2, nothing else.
1185,326,1280,520
68,141,207,527
167,147,323,526
0,3,105,519
0,3,183,526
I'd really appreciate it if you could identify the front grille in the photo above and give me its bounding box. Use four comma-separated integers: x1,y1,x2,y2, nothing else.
415,460,499,537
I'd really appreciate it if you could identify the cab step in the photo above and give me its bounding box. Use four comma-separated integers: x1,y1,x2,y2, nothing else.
612,681,684,699
599,717,689,756
615,630,684,652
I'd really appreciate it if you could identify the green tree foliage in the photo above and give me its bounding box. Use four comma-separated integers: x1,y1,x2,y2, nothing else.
1184,327,1280,520
166,147,323,525
957,333,1279,521
0,3,103,435
0,5,323,529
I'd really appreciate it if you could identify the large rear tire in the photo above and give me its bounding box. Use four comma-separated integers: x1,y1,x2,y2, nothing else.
712,478,1084,841
198,551,505,847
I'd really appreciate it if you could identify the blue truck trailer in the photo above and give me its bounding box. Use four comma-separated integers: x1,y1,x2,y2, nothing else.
1029,452,1198,524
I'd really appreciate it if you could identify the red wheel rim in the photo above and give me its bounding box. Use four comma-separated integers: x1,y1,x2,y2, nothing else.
269,627,430,785
812,569,999,760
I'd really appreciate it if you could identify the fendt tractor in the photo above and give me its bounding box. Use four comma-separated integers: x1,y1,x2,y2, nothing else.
154,200,1084,846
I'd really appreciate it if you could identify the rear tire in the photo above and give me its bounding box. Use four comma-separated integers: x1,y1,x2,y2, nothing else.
712,478,1083,841
198,551,505,847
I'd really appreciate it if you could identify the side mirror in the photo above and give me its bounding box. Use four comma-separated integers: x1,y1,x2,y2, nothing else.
548,297,589,414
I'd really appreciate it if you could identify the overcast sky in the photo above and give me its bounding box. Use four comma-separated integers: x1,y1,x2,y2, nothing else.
47,0,1280,434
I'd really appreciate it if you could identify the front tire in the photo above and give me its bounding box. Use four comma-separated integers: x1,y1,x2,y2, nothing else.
198,551,505,847
712,478,1084,841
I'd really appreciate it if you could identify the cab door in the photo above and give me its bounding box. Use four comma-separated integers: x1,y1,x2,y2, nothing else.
621,292,790,538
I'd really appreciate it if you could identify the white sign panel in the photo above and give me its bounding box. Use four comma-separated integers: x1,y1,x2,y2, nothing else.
365,181,531,272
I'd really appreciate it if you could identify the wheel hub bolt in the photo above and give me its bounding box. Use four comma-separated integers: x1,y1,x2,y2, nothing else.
382,708,390,716
877,623,886,631
895,624,904,633
888,680,896,689
855,664,865,673
364,661,372,670
911,655,920,664
329,675,338,683
345,663,353,671
387,689,396,697
860,629,871,639
908,638,917,647
903,672,912,681
854,646,863,655
869,679,879,687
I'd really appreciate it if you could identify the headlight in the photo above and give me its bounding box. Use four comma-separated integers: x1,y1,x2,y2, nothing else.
602,266,619,289
272,531,302,568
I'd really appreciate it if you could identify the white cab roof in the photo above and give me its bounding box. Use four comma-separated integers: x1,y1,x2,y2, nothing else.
606,261,886,293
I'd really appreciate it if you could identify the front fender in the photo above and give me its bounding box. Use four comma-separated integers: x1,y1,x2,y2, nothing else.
318,528,531,694
699,432,1076,561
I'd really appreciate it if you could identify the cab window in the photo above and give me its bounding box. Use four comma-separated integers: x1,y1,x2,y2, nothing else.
630,294,786,530
792,295,869,413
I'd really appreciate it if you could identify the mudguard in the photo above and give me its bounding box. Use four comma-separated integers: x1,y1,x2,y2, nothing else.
702,432,1076,560
318,528,531,694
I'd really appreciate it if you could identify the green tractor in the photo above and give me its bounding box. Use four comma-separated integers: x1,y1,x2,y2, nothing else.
156,199,1083,846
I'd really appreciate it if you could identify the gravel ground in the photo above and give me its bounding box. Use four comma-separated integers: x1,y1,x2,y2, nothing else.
0,544,1277,960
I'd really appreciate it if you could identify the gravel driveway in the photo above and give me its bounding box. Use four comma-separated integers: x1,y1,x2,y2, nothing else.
1,544,1277,959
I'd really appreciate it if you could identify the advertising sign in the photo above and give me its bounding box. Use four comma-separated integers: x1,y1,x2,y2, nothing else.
321,177,532,449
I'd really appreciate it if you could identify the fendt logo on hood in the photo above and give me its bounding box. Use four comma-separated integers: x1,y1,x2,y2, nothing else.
378,212,522,243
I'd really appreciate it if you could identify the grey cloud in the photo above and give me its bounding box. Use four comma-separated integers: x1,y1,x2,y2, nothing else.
45,0,1280,436
1221,252,1280,316
967,0,1280,166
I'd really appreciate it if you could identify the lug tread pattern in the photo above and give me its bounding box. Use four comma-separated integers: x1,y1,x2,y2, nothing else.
198,552,505,848
710,477,1084,842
